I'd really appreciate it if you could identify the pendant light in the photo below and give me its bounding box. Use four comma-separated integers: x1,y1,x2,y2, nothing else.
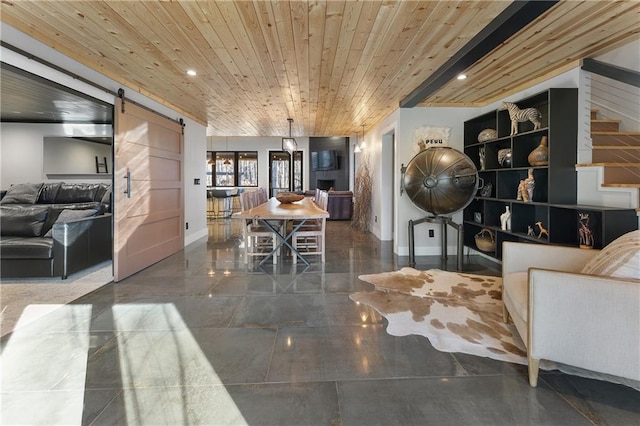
282,118,297,154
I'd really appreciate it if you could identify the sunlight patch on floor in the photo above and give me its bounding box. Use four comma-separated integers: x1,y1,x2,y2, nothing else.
114,303,248,424
1,304,93,425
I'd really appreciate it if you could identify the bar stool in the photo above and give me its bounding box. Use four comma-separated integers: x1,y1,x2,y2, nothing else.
211,188,237,218
231,187,244,213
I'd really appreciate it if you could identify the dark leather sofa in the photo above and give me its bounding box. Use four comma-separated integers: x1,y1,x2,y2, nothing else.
0,182,112,279
304,190,353,220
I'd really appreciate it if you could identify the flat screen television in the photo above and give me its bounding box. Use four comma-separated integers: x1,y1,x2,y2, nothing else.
312,150,338,171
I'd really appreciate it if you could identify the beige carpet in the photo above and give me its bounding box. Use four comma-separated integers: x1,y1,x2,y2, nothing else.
0,261,113,337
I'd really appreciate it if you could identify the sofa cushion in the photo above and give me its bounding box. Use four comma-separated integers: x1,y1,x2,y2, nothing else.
101,188,112,213
0,205,49,237
55,183,99,203
0,183,44,204
0,236,53,259
94,183,111,202
50,201,103,211
40,203,104,236
581,230,640,279
37,182,63,203
43,208,99,238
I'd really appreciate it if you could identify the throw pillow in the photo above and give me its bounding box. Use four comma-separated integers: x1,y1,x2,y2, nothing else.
0,183,44,204
0,206,49,237
94,183,111,202
581,230,640,279
55,184,99,203
100,188,112,213
43,208,98,238
38,182,63,203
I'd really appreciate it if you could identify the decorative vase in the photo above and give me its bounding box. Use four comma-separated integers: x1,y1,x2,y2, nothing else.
497,148,512,168
528,136,549,166
500,206,511,231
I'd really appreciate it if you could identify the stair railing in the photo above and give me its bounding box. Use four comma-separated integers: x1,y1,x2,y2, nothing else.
582,58,640,170
583,58,640,133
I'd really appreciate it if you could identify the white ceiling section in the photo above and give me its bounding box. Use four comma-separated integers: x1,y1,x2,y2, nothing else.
1,1,638,136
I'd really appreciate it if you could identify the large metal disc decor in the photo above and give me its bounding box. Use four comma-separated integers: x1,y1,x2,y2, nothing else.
403,147,478,216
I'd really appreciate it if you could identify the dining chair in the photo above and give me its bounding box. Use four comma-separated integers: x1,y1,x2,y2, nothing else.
290,188,323,231
291,189,328,264
238,189,279,264
256,187,269,204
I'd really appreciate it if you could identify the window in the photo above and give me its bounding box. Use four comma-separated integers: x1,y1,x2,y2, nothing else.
237,152,258,186
269,151,290,197
293,151,303,192
269,150,303,196
207,151,258,187
215,152,235,187
206,151,214,186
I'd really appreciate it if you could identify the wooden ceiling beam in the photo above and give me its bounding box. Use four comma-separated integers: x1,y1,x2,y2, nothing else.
399,0,558,109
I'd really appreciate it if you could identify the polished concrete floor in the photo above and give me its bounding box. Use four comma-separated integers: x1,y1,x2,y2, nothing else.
2,220,638,425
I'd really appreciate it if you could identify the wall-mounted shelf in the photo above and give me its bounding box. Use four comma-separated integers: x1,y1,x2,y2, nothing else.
46,174,112,179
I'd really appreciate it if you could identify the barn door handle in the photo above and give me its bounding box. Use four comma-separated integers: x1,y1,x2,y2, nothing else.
124,169,131,198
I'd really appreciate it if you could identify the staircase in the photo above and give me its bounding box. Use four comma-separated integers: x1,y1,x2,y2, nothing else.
576,109,640,216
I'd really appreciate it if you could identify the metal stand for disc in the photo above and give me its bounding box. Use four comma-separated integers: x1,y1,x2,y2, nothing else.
408,216,464,271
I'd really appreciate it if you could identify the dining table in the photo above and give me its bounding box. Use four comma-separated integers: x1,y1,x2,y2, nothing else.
233,196,329,266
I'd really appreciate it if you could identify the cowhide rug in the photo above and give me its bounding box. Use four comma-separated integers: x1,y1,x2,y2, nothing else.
351,267,528,364
352,267,640,390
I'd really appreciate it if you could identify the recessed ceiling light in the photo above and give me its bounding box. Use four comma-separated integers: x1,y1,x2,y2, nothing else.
457,74,467,80
187,69,197,76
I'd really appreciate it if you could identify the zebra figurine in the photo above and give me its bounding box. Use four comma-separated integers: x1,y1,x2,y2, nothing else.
498,102,542,135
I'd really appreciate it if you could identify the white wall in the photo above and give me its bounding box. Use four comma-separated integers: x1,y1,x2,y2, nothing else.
184,118,208,245
393,106,478,255
1,123,112,186
207,136,311,191
595,38,640,71
360,109,398,244
590,39,640,133
1,23,208,247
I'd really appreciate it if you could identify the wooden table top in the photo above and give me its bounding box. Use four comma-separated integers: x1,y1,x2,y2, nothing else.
233,197,329,220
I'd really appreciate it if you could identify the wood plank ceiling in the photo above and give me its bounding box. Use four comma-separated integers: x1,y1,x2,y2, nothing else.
1,1,639,137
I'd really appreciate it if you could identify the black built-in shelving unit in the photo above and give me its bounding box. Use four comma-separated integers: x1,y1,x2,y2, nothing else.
463,88,637,260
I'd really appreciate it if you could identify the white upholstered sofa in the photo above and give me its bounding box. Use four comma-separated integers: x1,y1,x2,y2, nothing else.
502,231,640,389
